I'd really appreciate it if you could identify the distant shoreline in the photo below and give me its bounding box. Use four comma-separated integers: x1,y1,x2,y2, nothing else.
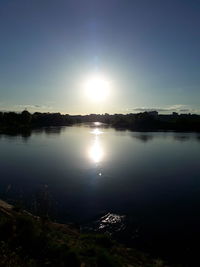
0,110,200,133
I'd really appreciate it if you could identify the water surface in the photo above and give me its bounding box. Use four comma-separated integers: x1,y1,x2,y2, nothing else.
1,124,200,262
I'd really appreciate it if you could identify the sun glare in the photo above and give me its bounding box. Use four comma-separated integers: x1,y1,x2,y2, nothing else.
84,75,110,102
89,137,103,163
88,127,104,163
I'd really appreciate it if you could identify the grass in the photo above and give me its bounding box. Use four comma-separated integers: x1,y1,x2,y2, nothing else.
0,200,170,267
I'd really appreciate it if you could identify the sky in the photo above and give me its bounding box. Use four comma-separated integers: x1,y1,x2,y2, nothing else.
0,0,199,114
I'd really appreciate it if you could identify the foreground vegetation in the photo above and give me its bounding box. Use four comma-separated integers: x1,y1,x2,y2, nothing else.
0,110,200,132
0,200,169,267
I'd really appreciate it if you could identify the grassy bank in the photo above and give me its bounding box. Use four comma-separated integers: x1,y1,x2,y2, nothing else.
0,200,170,267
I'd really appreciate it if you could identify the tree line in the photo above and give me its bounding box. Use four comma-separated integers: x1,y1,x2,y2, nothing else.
0,110,200,131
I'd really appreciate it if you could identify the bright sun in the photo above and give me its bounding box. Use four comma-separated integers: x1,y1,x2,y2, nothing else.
84,75,110,102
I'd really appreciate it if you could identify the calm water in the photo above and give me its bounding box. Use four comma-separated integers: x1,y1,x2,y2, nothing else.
1,123,200,262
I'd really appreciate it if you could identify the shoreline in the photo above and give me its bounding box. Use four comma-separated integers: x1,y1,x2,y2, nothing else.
0,199,170,267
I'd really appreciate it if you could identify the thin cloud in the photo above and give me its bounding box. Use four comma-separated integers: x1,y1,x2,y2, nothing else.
179,109,190,112
132,105,197,114
15,104,53,110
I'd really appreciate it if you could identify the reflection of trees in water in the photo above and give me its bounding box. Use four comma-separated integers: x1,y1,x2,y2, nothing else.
196,135,200,141
130,132,200,143
32,127,64,135
33,126,65,136
0,129,31,141
173,135,190,142
0,126,64,141
131,134,154,143
21,131,31,142
113,128,154,142
173,133,200,142
44,126,64,135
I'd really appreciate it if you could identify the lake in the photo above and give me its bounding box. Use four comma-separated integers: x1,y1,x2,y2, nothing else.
1,123,200,263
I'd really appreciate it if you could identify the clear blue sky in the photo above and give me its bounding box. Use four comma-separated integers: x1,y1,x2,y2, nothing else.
0,0,199,114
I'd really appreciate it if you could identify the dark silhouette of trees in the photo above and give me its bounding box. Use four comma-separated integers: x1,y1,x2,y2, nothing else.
0,110,200,132
21,110,31,124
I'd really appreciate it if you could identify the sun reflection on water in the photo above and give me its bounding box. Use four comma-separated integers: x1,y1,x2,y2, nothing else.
89,127,104,163
90,128,103,135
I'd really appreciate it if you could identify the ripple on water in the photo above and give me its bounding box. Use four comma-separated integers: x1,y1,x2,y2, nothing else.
99,213,126,232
